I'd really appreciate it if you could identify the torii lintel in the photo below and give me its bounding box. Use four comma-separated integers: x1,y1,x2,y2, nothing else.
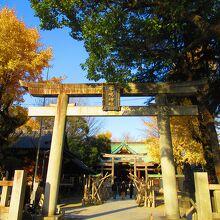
20,79,207,97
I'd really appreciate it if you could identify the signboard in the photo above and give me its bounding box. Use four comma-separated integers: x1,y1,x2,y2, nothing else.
102,83,120,111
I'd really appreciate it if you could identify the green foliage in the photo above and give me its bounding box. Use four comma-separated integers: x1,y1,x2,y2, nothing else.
21,108,108,169
30,0,220,116
0,106,28,146
68,129,111,169
30,1,220,84
35,115,111,168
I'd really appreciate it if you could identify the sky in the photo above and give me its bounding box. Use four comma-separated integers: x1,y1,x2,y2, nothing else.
0,0,149,141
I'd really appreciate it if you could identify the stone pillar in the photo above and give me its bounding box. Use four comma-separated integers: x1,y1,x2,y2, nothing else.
213,190,220,213
194,172,212,220
8,170,27,220
156,95,179,219
43,93,68,216
112,158,115,183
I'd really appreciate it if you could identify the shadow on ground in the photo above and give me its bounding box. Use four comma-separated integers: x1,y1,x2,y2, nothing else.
64,205,137,219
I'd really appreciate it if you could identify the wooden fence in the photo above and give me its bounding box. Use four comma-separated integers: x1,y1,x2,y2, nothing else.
184,172,220,220
0,170,26,220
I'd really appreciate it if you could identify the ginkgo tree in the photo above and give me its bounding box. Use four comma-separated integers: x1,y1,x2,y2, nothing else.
144,116,206,170
0,8,52,148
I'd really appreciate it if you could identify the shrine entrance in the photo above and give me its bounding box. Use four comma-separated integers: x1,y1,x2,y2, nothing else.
116,163,130,181
98,142,156,183
21,80,206,219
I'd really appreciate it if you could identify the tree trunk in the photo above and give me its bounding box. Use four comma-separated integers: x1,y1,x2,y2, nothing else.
199,105,220,183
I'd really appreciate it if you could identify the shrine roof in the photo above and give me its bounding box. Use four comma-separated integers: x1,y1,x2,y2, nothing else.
110,142,155,163
10,134,93,174
111,142,147,154
111,142,137,154
10,134,52,149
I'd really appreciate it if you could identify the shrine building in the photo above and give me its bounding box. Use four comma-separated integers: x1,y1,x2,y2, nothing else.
97,141,158,182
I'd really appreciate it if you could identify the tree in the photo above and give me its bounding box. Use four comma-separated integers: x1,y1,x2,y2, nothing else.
86,117,104,136
120,131,135,142
30,0,220,181
68,131,112,169
25,109,107,169
30,1,220,81
144,116,206,168
65,109,110,168
84,131,112,168
0,8,52,148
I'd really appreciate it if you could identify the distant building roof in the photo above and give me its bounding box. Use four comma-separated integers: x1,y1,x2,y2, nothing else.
10,134,94,174
10,134,52,149
111,141,155,163
111,142,137,154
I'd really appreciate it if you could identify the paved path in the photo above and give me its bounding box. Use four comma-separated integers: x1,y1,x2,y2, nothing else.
61,196,165,220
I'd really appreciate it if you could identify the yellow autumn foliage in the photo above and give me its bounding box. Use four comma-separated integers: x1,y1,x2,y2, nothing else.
0,8,52,103
144,116,206,165
96,131,112,140
18,117,40,134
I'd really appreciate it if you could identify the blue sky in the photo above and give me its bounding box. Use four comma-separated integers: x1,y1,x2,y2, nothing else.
0,1,148,140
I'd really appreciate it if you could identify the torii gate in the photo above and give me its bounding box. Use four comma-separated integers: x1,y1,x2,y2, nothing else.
101,153,146,182
20,80,206,220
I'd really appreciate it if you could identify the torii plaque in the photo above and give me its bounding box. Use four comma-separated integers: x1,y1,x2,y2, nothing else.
20,80,206,219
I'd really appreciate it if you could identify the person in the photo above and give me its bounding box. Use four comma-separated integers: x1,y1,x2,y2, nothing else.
120,181,126,200
129,181,134,199
183,162,195,200
24,180,31,206
111,182,117,199
35,181,44,209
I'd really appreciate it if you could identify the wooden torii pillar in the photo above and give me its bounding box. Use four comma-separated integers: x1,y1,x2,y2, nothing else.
20,80,205,219
134,158,137,177
111,157,114,183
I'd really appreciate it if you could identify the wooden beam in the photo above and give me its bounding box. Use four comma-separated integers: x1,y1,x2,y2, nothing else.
98,159,145,163
137,168,155,171
122,80,207,96
147,174,184,178
97,161,147,166
102,153,145,158
20,81,103,97
97,162,150,166
97,168,112,171
20,79,207,97
97,163,112,166
136,163,155,166
209,184,220,190
0,180,13,186
28,105,198,117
